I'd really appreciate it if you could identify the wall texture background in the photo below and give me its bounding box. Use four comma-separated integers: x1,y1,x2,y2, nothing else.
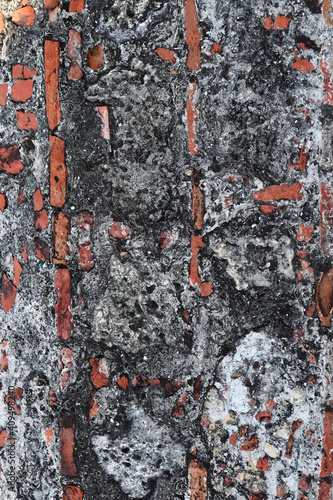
0,0,333,499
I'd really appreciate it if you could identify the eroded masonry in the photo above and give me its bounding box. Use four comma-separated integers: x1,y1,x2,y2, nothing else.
1,0,333,499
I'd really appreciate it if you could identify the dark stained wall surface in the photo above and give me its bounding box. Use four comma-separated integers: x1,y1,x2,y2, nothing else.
0,0,333,499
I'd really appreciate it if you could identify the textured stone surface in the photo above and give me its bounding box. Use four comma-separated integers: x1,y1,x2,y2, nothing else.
0,0,333,499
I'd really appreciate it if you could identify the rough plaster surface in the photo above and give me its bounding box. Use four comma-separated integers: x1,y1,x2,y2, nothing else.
0,0,333,499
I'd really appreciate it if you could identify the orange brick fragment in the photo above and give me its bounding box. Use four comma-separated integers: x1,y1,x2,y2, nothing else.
318,480,332,500
293,59,315,74
262,17,273,30
260,205,280,215
189,235,204,286
0,193,6,212
240,434,259,451
321,410,333,478
34,209,48,231
12,64,35,79
285,418,302,458
50,135,67,207
13,257,22,287
60,414,77,476
12,6,35,26
297,224,314,242
192,171,204,230
53,212,70,265
116,374,129,391
97,106,110,140
323,0,333,26
69,0,85,13
88,44,104,70
44,0,59,9
87,391,99,422
184,0,202,71
273,15,291,29
0,84,8,106
55,269,72,341
254,183,303,202
188,459,207,500
33,188,43,211
154,47,176,64
317,270,333,326
11,79,33,102
45,41,61,130
90,358,109,388
1,274,17,313
34,237,50,262
0,12,5,33
59,347,75,390
110,222,130,238
68,30,83,80
256,456,270,471
63,485,83,500
16,111,38,130
201,282,213,296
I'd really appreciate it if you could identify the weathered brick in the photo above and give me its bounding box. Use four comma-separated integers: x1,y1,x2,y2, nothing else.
90,357,109,388
191,171,204,230
316,270,333,326
154,47,176,64
12,6,35,26
0,193,7,212
253,183,304,202
34,237,50,262
16,111,38,130
188,459,207,500
184,0,202,71
97,106,110,140
60,414,77,476
45,41,61,130
50,135,67,207
11,79,33,103
0,84,8,106
88,44,104,70
63,485,83,500
68,30,83,80
12,64,35,79
109,222,130,239
186,81,200,155
53,212,70,265
55,269,72,341
69,0,85,13
1,274,17,313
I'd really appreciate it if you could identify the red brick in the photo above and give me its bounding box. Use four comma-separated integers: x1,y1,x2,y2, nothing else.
260,205,280,215
253,183,303,202
12,6,35,26
110,222,130,239
69,0,85,12
55,269,72,341
321,411,333,478
132,375,160,387
273,15,291,29
88,44,104,70
184,0,202,71
16,111,38,130
299,475,312,490
59,347,75,390
293,59,315,74
172,393,187,417
285,418,302,458
68,30,83,80
317,270,333,327
251,493,267,500
49,388,57,406
191,171,204,230
0,145,23,174
33,188,43,211
239,434,258,451
318,480,332,500
0,341,9,371
323,0,333,26
188,459,207,500
53,212,70,265
12,64,35,79
13,257,22,287
50,135,67,207
262,17,273,30
63,485,83,500
265,399,277,411
45,41,61,130
186,81,200,155
11,79,33,103
0,12,5,33
0,84,8,106
44,0,59,9
158,232,176,249
255,411,272,422
289,143,308,171
60,415,77,476
34,237,50,262
0,193,6,212
34,209,48,231
97,106,110,140
154,47,176,64
116,374,129,391
78,241,94,271
1,274,17,313
297,224,314,242
87,391,98,422
201,281,213,296
21,237,28,263
256,456,270,471
189,235,204,286
90,358,109,388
